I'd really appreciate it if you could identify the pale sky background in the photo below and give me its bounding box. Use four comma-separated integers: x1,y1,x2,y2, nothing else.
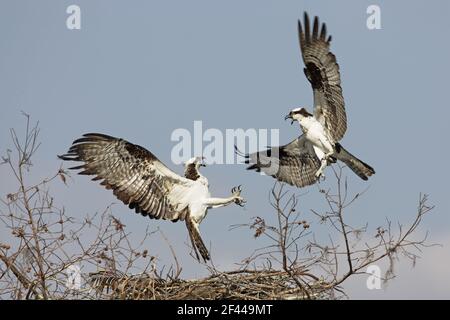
1,0,450,299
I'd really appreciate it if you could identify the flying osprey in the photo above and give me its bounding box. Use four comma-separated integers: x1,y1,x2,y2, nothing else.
58,133,245,262
241,13,375,187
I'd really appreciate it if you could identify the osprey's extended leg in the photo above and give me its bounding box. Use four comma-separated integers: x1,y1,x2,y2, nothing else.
204,185,246,209
315,152,333,179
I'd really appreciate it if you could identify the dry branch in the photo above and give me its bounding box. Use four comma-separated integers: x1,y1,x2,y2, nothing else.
0,114,435,300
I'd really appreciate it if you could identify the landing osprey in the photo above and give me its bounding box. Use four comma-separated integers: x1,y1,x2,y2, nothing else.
58,133,245,262
242,13,375,187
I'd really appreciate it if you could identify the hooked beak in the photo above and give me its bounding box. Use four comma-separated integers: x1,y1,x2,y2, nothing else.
284,113,294,125
200,156,207,167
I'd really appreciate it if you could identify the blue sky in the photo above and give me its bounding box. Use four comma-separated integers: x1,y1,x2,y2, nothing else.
1,0,449,299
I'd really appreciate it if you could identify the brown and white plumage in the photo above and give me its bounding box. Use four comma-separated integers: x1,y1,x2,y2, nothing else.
242,13,374,187
241,135,321,188
59,133,245,262
298,12,346,142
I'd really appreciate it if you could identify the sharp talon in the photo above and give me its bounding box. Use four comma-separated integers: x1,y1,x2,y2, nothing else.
238,185,242,191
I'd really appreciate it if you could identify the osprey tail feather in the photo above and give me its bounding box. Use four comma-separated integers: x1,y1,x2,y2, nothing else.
185,217,210,262
334,143,375,181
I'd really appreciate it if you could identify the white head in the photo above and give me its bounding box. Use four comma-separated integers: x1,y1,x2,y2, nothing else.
184,157,206,181
184,156,206,168
285,107,313,124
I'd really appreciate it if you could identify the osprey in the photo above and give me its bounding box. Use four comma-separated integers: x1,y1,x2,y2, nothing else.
58,133,245,262
241,13,375,187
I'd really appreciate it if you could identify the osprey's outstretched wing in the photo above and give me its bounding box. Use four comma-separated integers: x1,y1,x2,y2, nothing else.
58,133,194,222
298,12,347,142
241,135,321,188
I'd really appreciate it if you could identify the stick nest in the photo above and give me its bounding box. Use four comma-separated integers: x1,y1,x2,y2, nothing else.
89,269,328,300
